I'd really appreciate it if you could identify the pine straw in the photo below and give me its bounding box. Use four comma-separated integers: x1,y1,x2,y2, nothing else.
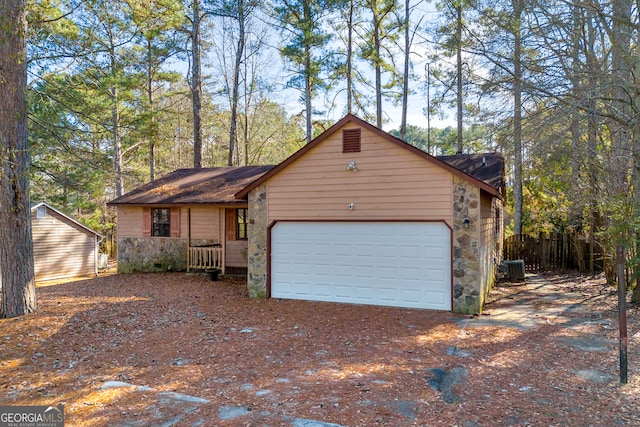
0,271,638,426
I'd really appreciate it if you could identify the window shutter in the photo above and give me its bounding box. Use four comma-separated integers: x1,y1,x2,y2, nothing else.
226,209,237,241
342,129,361,153
142,208,151,237
170,208,181,237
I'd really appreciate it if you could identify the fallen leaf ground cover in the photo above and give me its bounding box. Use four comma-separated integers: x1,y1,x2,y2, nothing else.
0,271,638,426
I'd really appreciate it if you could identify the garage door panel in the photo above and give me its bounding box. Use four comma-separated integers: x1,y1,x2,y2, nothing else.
334,243,352,256
399,267,421,280
315,284,332,297
315,243,332,255
424,247,447,258
271,222,451,310
314,264,332,276
401,289,422,302
377,265,396,279
335,285,353,299
399,245,421,258
426,291,447,305
378,288,399,303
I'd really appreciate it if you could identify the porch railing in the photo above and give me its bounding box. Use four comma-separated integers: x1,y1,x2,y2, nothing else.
189,245,223,271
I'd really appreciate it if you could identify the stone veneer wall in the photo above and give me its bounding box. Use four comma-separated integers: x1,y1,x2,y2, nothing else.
452,175,482,314
117,237,188,273
247,183,268,298
477,194,502,311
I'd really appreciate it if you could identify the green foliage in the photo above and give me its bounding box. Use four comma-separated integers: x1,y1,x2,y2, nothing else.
23,0,640,281
274,0,337,92
591,195,640,285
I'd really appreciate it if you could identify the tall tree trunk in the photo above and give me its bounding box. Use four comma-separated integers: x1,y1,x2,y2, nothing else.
632,127,640,303
304,49,313,143
0,0,37,318
303,1,313,143
569,3,582,203
110,41,124,197
456,4,463,154
585,8,599,276
400,0,410,139
243,105,249,165
426,63,431,154
346,0,354,115
148,38,156,181
112,88,124,197
228,0,245,166
609,0,632,194
512,0,523,235
191,0,203,168
632,14,640,303
374,26,382,128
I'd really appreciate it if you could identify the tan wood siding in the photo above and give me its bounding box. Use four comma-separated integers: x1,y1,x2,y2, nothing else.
119,207,190,239
226,240,248,267
31,209,97,281
267,124,454,223
188,207,221,241
117,206,145,237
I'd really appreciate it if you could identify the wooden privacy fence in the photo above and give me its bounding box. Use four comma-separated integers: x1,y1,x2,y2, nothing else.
504,233,602,272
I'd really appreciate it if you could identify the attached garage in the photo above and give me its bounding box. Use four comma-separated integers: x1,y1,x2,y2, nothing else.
238,114,505,314
271,221,451,310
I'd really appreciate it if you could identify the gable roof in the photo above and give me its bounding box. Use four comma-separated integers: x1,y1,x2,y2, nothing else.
235,114,503,199
31,202,103,238
108,166,275,206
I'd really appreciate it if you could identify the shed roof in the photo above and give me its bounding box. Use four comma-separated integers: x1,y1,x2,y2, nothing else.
107,166,275,206
31,202,103,238
236,114,504,199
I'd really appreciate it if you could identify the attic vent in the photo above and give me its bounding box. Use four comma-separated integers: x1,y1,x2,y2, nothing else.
342,129,361,153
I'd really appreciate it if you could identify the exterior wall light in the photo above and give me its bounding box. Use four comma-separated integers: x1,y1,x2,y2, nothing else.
463,218,470,227
346,161,357,172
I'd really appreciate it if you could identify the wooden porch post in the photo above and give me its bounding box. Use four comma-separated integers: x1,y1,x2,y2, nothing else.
222,209,226,275
187,208,191,272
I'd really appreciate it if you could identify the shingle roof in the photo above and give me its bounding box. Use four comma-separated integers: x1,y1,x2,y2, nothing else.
107,166,275,206
438,153,505,192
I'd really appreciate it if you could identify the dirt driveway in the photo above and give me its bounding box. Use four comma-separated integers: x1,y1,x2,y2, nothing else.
0,272,638,426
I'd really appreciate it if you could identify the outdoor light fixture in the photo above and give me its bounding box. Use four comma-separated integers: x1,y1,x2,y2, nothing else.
346,161,358,172
463,218,470,227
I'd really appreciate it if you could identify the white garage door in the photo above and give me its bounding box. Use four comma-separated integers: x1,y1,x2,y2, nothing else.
271,222,451,310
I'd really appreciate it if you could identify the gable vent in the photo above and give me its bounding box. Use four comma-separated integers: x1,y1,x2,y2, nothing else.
342,129,361,153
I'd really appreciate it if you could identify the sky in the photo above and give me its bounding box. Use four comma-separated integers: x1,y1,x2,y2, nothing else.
275,56,457,133
198,1,457,134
